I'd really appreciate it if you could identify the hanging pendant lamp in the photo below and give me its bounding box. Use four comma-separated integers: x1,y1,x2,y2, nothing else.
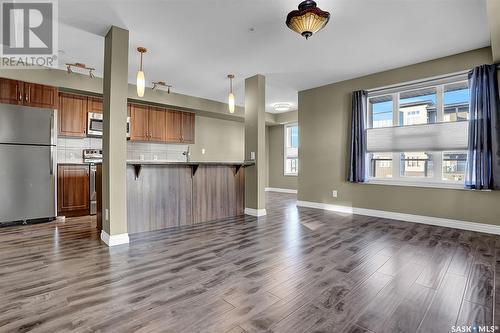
227,74,235,113
136,47,147,97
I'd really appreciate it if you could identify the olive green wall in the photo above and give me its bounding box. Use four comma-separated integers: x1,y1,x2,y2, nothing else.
298,47,500,226
267,125,298,190
190,116,244,162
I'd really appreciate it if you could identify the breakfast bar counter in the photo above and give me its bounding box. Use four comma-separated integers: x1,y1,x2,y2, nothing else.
126,161,252,234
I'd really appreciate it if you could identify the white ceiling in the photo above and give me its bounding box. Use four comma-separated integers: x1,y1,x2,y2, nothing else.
57,0,490,113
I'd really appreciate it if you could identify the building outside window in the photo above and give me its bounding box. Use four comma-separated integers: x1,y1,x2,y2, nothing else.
366,76,469,188
284,123,298,175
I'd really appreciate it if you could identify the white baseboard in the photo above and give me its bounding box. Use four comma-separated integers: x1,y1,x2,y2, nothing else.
244,208,267,217
100,230,130,247
265,187,298,194
296,200,500,235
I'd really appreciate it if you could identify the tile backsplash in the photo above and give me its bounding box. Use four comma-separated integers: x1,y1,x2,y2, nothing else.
57,137,102,163
127,142,188,162
57,137,188,163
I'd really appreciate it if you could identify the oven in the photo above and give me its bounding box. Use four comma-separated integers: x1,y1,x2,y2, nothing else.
87,112,131,138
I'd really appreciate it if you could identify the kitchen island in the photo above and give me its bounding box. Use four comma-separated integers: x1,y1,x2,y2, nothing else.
126,161,253,234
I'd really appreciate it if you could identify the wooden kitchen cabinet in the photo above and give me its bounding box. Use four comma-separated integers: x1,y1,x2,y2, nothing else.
23,82,58,109
149,106,167,141
57,165,90,217
58,93,88,137
181,112,195,143
165,109,182,142
88,97,103,113
0,78,58,108
165,110,195,143
129,103,150,141
0,78,23,105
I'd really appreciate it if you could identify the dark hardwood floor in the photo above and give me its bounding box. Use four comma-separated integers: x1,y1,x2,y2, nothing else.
0,192,498,333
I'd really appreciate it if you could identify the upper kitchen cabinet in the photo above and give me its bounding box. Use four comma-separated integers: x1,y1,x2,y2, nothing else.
58,93,88,137
181,112,195,144
129,103,150,141
165,110,195,144
165,110,182,142
24,83,58,109
88,97,103,113
149,106,167,142
0,78,23,105
0,78,58,109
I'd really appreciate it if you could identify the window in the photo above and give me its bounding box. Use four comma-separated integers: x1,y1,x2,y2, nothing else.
366,76,470,188
369,95,393,128
284,123,298,175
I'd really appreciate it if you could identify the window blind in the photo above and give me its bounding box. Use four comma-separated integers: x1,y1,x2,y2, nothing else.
366,121,469,152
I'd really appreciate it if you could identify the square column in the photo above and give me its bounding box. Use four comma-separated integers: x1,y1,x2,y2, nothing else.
244,74,267,216
101,26,129,246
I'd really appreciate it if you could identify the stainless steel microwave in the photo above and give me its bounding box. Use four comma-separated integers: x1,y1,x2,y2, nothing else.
87,112,130,138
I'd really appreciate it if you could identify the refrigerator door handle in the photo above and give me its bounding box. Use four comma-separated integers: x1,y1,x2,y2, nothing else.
50,146,54,175
50,113,54,145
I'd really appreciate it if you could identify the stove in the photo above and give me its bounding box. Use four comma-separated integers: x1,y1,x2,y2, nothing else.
83,149,101,215
83,149,102,163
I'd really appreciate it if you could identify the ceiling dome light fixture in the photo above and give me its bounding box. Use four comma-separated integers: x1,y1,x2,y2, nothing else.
273,103,292,112
286,0,330,39
136,47,147,97
227,74,235,113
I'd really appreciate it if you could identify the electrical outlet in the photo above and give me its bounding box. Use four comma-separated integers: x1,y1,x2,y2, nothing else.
332,190,338,198
250,152,255,160
201,148,206,155
153,155,158,160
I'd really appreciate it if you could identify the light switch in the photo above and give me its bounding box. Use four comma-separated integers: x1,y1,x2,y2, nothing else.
250,152,255,160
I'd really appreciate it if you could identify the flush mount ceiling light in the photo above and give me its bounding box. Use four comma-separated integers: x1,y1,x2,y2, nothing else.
66,63,95,78
273,103,292,112
136,47,147,97
152,81,172,94
227,74,235,114
286,0,330,39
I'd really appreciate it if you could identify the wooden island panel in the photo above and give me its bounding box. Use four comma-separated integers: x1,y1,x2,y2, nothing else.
192,166,244,223
127,165,192,233
127,163,245,234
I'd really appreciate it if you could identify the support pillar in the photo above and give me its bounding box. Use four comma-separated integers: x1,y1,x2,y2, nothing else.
244,74,267,216
101,26,129,246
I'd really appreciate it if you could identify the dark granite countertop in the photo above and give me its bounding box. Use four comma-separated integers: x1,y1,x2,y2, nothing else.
126,160,255,166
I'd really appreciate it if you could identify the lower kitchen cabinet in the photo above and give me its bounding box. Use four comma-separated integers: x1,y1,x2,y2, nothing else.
57,164,90,217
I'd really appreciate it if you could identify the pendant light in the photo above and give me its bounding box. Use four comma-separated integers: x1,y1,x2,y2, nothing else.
227,74,235,113
286,0,330,39
136,47,147,97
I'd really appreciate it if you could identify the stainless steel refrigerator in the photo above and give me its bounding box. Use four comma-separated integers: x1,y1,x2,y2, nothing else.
0,104,57,226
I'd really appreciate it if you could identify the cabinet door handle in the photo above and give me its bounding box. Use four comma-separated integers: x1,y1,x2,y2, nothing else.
25,86,30,103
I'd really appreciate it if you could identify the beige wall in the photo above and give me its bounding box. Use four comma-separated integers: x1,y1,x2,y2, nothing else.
267,125,298,190
298,47,500,226
189,116,244,162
